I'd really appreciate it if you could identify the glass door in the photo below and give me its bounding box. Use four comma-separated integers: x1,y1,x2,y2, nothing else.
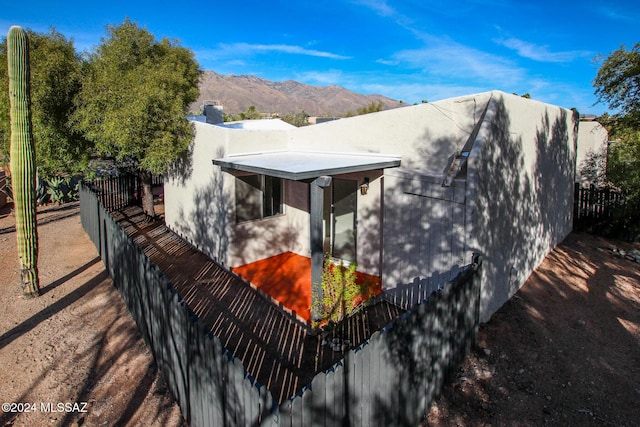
323,178,357,263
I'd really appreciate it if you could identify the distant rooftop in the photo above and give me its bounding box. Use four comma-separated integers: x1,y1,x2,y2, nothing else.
215,119,296,130
188,117,296,130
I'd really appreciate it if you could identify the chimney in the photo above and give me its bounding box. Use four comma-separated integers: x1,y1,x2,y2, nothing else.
203,100,224,124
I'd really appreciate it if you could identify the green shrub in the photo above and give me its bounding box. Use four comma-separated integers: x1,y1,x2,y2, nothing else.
312,255,366,326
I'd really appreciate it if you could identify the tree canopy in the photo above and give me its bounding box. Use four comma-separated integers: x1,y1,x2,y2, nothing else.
344,101,384,117
593,44,640,193
73,19,201,177
226,105,263,121
0,28,88,177
593,42,640,238
594,43,640,116
72,19,201,215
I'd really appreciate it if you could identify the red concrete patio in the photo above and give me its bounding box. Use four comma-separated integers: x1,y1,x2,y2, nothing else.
232,252,382,322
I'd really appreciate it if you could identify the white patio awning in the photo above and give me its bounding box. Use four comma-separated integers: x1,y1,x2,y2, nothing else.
213,150,401,180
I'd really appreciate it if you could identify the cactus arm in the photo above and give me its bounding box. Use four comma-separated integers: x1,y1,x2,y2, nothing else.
8,26,40,297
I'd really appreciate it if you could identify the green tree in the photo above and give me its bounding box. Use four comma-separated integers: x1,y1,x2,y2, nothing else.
0,28,88,177
343,101,384,118
241,105,262,120
597,113,640,191
357,101,383,115
73,19,201,216
594,43,640,116
226,105,263,121
593,43,640,237
280,110,309,127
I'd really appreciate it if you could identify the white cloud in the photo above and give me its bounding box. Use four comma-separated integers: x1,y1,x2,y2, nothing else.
199,42,350,61
596,6,638,23
495,37,592,63
352,0,422,37
352,0,396,18
389,39,526,87
295,70,348,86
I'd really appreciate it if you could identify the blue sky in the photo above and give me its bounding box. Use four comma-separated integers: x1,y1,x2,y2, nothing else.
2,0,638,115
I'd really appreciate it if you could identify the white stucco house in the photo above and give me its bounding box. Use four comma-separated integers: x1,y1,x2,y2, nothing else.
165,90,581,323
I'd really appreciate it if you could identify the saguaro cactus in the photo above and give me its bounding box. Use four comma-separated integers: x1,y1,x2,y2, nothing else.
8,26,40,297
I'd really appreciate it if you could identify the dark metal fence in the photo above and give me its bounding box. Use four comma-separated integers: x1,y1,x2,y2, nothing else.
83,174,140,212
80,182,482,426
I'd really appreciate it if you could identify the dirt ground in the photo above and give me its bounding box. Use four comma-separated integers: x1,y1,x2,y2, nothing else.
1,203,638,426
426,232,640,426
0,203,184,427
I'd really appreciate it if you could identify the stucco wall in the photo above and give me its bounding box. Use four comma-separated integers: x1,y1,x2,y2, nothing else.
290,92,492,176
165,122,232,264
230,179,310,267
467,92,577,321
381,173,468,308
165,121,296,267
287,92,492,284
576,121,608,185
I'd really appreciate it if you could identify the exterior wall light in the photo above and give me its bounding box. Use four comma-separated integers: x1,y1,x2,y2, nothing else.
360,177,370,195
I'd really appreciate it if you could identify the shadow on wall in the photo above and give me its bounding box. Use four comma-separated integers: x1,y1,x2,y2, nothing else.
333,95,576,424
370,122,478,308
471,96,576,320
535,109,577,242
172,168,232,265
231,180,307,266
167,137,195,187
578,146,608,187
169,146,231,265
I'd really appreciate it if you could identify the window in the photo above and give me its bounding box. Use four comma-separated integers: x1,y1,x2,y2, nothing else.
236,175,284,222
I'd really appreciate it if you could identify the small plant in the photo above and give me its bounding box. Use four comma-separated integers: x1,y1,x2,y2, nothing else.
46,176,65,204
67,178,80,201
312,254,366,326
1,173,13,202
36,177,48,205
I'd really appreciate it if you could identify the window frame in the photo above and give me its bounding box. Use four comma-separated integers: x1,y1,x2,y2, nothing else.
235,174,285,223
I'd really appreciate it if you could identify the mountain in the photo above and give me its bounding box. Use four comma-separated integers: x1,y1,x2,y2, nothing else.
191,71,405,117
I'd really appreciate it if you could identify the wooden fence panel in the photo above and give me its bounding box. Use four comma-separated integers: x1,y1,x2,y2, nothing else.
366,332,383,427
80,185,274,427
574,183,623,232
275,255,482,427
189,320,204,427
331,363,345,425
359,344,371,426
258,385,273,426
310,371,326,427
